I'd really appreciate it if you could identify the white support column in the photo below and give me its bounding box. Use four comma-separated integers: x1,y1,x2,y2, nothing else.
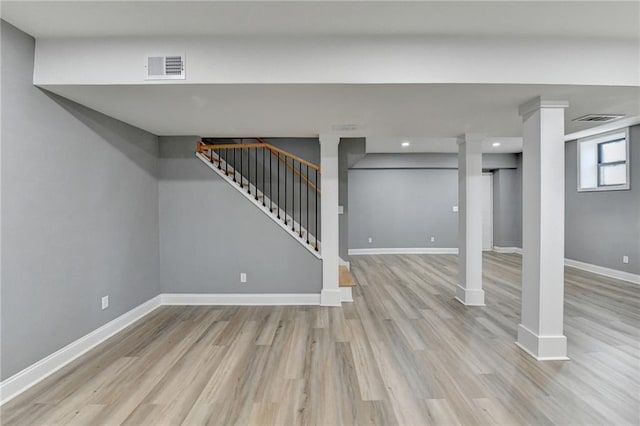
456,134,485,306
517,97,569,360
319,134,341,306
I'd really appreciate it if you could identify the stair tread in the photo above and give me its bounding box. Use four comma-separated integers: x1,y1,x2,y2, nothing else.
339,266,356,287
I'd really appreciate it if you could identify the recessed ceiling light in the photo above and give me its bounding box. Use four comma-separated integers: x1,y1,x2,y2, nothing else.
492,142,501,147
401,141,411,147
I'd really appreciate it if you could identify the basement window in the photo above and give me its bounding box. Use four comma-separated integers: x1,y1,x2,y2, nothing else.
577,128,630,191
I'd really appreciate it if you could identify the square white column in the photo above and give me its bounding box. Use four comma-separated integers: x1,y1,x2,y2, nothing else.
517,97,569,360
456,135,485,306
319,134,341,306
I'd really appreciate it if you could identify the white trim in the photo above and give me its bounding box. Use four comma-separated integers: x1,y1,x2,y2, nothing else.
161,293,321,306
518,97,569,117
455,285,485,306
516,324,569,361
0,295,162,405
319,134,341,305
0,291,326,405
196,152,321,259
515,342,569,361
349,247,458,255
339,257,350,271
493,248,639,285
482,172,493,251
565,115,640,142
340,287,353,303
320,288,342,306
565,258,640,285
493,246,523,254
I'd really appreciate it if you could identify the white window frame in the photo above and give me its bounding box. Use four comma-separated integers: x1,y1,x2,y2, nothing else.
577,128,630,192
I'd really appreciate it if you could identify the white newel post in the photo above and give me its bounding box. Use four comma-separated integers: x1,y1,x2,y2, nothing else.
456,134,485,306
517,97,570,360
319,134,341,306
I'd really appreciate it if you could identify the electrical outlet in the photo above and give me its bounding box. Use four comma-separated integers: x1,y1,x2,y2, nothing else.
240,273,247,283
368,237,373,244
622,255,629,264
430,236,436,243
101,295,109,310
452,206,459,212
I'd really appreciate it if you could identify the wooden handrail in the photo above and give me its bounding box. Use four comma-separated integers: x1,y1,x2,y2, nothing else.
197,142,263,151
197,140,321,193
197,138,321,248
246,138,320,194
198,141,320,172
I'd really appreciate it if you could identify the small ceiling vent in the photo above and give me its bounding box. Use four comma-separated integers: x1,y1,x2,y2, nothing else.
145,55,185,80
573,114,624,123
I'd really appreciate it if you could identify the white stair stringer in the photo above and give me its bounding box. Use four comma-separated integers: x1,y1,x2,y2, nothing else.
196,152,321,258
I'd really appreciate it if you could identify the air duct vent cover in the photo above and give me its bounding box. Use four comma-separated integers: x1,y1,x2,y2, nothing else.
145,54,185,80
573,114,624,123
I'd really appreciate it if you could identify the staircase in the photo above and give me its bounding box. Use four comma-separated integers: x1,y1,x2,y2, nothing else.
196,139,321,257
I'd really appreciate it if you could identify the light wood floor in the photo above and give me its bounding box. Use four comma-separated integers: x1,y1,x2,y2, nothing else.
2,253,639,425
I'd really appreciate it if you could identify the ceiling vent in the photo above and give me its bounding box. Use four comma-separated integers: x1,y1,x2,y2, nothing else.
145,55,185,80
573,114,624,123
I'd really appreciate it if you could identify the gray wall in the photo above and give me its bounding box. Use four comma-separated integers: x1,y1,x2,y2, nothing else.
565,127,640,274
493,154,522,248
347,152,518,250
159,137,322,293
1,21,160,380
349,168,459,249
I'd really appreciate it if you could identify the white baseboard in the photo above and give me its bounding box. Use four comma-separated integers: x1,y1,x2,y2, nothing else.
339,257,351,271
161,293,321,306
493,246,523,254
455,285,486,306
516,324,569,361
349,247,458,255
320,289,342,306
1,291,325,406
493,247,639,285
340,287,353,303
564,258,639,285
0,295,162,406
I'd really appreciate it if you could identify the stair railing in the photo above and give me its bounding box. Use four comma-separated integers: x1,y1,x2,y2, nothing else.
197,140,320,251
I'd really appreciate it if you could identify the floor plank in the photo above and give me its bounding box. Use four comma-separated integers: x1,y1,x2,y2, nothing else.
2,253,639,425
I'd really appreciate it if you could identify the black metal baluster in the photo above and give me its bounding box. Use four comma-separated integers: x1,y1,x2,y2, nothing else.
210,148,214,164
277,153,280,219
240,147,243,188
315,169,318,251
254,147,258,200
247,148,251,195
225,149,229,175
299,162,302,238
233,148,236,182
262,148,266,206
291,159,295,232
284,156,287,224
306,164,310,244
270,151,273,213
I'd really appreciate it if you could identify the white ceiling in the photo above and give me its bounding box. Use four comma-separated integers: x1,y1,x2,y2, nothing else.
3,0,639,39
41,83,640,151
9,1,638,153
365,136,524,154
